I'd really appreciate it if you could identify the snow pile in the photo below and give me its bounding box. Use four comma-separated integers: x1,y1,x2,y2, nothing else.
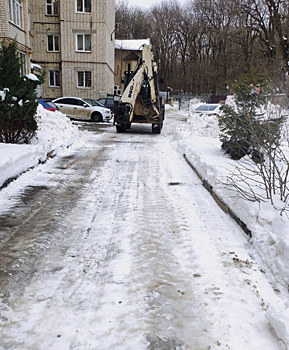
266,309,289,345
31,105,80,154
0,104,80,188
187,105,220,139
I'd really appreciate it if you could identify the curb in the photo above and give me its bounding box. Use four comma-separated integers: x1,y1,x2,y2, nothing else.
183,154,252,238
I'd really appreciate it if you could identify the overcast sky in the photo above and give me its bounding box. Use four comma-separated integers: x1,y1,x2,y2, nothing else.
121,0,187,9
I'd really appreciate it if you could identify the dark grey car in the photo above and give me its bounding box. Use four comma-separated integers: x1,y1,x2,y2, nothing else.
97,97,117,115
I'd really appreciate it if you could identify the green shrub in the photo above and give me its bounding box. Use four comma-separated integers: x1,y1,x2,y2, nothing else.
218,71,284,161
0,40,39,143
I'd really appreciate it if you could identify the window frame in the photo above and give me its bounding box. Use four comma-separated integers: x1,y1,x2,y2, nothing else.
47,35,60,52
49,70,60,87
46,0,59,16
76,0,91,13
7,0,23,29
77,71,92,88
18,51,26,75
76,34,91,52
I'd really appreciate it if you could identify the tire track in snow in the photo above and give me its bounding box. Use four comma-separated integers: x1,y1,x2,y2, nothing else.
0,137,149,349
123,144,216,349
0,139,134,348
0,149,110,305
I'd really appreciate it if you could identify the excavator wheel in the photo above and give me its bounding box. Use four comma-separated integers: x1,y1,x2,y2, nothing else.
152,124,161,134
116,124,127,133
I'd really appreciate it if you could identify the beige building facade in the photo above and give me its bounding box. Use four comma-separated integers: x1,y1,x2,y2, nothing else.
29,0,115,99
0,0,32,75
114,39,150,95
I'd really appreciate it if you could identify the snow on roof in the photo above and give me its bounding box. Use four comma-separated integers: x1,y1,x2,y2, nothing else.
115,39,151,51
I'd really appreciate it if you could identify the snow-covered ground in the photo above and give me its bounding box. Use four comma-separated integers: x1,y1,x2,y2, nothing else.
1,101,289,348
173,101,289,287
171,102,289,348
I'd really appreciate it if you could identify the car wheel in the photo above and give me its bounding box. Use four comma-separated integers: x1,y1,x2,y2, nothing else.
91,112,103,122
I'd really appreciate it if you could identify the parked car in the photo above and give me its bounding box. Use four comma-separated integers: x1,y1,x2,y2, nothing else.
38,99,59,112
193,103,221,116
97,96,117,114
52,97,112,122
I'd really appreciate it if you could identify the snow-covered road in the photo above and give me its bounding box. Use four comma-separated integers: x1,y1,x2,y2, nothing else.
0,111,286,349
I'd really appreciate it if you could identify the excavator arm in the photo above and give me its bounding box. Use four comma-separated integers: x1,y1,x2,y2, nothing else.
114,44,164,134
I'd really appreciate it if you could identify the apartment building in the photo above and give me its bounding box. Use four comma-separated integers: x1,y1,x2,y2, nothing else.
0,0,32,75
29,0,115,99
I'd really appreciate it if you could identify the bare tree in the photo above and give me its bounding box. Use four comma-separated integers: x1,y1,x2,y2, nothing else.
149,1,182,87
115,0,289,95
115,1,150,39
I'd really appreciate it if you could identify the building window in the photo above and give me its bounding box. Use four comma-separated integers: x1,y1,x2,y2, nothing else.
76,34,91,52
7,0,23,28
18,52,26,75
77,71,91,88
47,35,59,52
76,0,91,12
49,70,60,87
46,0,59,15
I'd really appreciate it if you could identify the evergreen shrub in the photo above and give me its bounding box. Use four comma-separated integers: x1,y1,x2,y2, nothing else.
0,40,39,144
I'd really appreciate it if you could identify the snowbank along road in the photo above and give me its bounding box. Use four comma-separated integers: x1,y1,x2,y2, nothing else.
0,111,285,349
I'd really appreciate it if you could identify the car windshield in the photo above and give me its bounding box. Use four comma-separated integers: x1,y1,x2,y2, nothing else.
84,99,103,107
195,104,219,112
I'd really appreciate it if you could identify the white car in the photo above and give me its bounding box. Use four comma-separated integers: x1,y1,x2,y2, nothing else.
52,97,112,122
193,103,221,116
